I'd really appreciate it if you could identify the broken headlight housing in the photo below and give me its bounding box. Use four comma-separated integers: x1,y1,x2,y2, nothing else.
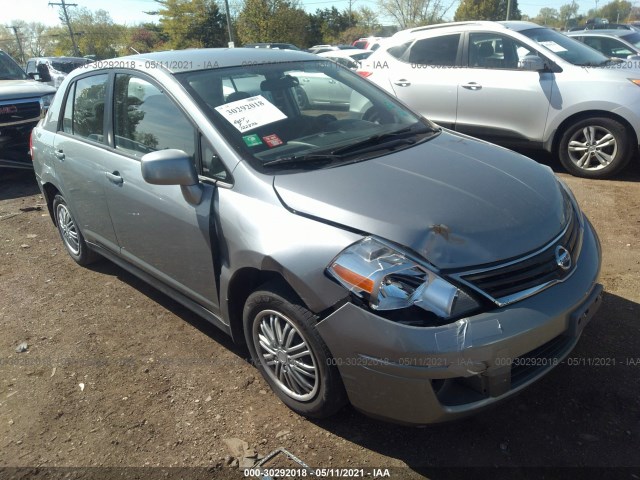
327,237,479,320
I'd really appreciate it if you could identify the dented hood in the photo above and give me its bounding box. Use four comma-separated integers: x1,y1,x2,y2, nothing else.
273,131,570,270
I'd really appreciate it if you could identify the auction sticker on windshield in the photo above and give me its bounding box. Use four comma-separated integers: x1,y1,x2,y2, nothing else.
538,41,567,53
215,95,287,132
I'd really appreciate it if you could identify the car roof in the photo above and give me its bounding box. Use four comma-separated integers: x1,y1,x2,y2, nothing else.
109,48,319,74
28,56,89,61
566,29,637,38
392,20,542,38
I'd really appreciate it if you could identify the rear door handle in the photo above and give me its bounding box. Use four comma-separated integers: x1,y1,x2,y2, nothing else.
393,79,411,87
54,149,65,160
105,171,123,185
462,82,482,90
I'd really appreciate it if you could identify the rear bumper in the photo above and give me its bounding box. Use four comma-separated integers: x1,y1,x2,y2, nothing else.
316,217,602,425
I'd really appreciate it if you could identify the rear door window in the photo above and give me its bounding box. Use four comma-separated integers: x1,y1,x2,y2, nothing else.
60,74,108,142
405,34,461,66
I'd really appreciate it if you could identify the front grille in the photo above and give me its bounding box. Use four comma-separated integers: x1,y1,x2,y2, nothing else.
510,334,573,387
0,100,41,126
459,207,582,304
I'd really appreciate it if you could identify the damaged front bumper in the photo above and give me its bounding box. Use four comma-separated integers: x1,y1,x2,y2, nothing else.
316,218,602,425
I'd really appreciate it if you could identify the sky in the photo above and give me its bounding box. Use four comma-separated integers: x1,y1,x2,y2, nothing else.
2,0,601,27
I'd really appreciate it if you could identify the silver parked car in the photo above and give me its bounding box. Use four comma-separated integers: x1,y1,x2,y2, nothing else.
566,29,640,59
359,21,640,178
31,48,602,425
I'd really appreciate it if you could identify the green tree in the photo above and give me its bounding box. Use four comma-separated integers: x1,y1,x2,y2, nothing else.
50,8,127,58
155,0,228,49
381,0,455,28
236,0,309,46
127,24,168,53
355,6,382,32
534,7,560,26
599,0,632,23
1,22,58,61
454,0,521,22
559,1,580,28
319,7,352,44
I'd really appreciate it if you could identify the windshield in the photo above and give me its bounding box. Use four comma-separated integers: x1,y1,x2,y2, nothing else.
0,51,27,80
176,60,437,172
521,27,611,66
622,32,640,48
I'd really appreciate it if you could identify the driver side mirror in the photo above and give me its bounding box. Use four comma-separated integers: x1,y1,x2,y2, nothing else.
36,63,52,82
141,149,203,205
519,55,547,72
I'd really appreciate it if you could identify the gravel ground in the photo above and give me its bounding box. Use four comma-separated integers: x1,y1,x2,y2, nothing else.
1,157,640,480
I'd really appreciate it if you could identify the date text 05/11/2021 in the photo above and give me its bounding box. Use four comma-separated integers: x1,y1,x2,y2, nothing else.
243,468,391,477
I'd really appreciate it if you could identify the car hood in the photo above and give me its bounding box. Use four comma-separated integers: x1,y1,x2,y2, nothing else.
273,131,570,270
0,80,56,100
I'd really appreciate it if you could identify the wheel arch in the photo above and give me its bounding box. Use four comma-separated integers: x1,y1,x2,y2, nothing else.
550,110,639,159
41,182,61,226
225,267,307,346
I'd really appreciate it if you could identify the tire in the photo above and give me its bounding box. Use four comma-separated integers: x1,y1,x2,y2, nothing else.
294,87,309,110
53,194,100,266
558,117,633,178
243,282,347,418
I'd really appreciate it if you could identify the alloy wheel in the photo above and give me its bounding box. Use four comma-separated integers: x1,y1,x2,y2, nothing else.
567,125,618,171
252,309,319,401
56,203,80,255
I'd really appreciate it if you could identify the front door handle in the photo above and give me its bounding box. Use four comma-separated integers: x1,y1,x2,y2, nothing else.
54,149,65,160
462,82,482,90
105,171,123,185
393,79,411,87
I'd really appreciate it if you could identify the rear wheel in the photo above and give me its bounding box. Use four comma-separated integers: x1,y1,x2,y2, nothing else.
53,194,100,266
243,282,347,418
294,87,309,109
558,117,633,178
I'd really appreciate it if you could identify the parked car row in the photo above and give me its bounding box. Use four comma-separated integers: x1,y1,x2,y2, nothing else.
24,56,93,89
358,20,640,178
0,50,57,169
566,29,640,59
31,42,603,425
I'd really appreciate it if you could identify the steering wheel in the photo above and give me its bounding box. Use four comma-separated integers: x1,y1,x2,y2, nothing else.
297,114,338,137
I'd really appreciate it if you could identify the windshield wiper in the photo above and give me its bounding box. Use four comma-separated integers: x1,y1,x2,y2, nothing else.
262,123,439,169
330,123,437,156
262,153,341,168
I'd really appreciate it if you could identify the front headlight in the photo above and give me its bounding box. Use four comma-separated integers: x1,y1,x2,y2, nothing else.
327,237,480,320
40,93,55,112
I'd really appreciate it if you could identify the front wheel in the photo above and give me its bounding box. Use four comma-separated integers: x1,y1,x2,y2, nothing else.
243,283,347,418
558,117,633,178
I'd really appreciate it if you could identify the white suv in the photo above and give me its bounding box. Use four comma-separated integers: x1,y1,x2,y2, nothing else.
358,21,640,178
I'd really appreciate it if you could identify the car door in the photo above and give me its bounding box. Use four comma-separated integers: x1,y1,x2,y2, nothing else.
454,32,554,146
101,72,221,314
52,72,120,252
590,36,636,58
387,33,462,129
295,71,332,105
